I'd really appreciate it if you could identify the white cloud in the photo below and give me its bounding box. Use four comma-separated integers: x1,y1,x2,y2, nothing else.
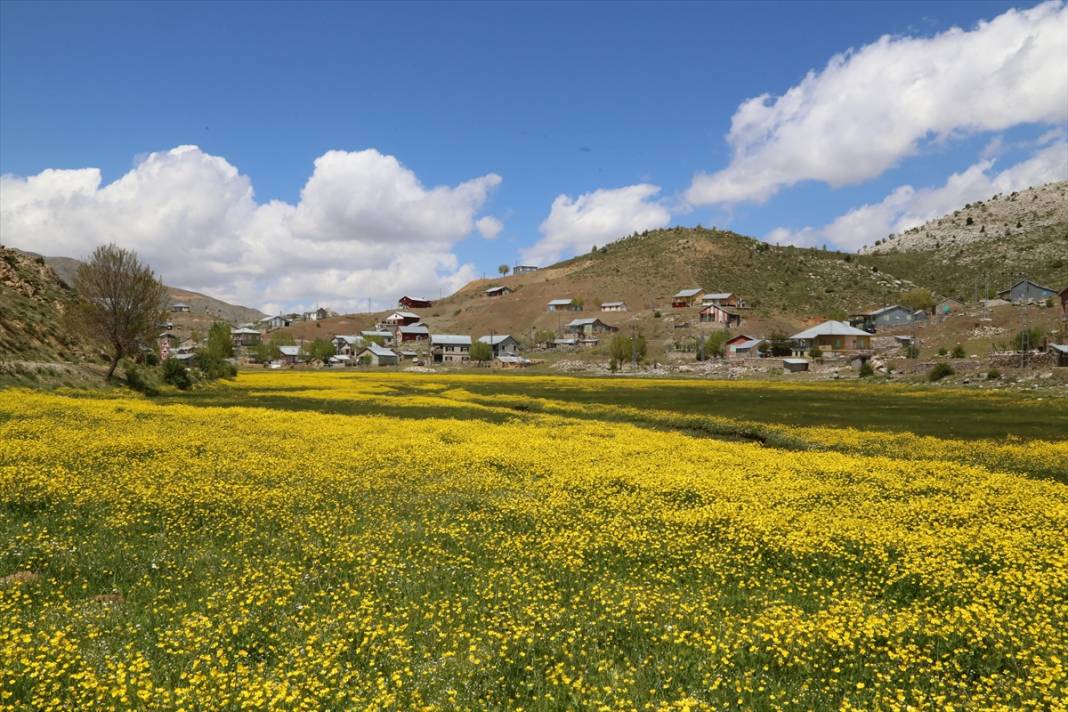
766,141,1068,250
686,1,1068,206
475,216,503,239
0,146,501,313
520,184,671,265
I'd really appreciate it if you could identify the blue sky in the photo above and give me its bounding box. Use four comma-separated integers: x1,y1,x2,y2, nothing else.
2,0,1065,312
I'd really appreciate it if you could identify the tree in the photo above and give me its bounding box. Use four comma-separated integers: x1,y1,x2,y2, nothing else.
252,340,279,364
71,244,169,380
901,288,935,313
609,333,646,367
703,330,730,359
765,331,794,357
307,338,336,364
206,322,234,360
534,329,556,348
498,264,509,276
470,340,493,364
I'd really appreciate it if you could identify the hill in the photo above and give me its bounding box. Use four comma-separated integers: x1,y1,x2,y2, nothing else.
0,246,91,363
859,181,1068,298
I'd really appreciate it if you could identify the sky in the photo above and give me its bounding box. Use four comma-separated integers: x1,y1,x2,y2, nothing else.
1,0,1066,314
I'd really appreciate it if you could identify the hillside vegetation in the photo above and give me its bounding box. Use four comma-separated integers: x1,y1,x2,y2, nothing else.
860,181,1068,298
0,246,87,361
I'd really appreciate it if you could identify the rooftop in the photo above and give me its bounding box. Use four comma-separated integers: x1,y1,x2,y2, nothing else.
547,298,575,306
791,320,873,340
430,334,472,346
673,288,703,298
478,334,513,345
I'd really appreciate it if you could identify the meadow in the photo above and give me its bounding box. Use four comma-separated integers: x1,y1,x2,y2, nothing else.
1,371,1066,710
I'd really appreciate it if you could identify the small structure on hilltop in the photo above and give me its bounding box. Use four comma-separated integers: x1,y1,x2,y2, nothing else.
357,343,398,366
478,334,519,357
396,323,430,343
699,303,742,327
849,305,916,332
399,295,433,309
230,327,262,347
566,318,618,338
790,321,873,356
547,298,581,312
484,285,512,298
997,279,1057,303
171,302,191,313
935,298,964,316
600,301,627,312
383,311,421,327
430,334,471,363
672,288,704,308
513,265,538,274
701,292,745,308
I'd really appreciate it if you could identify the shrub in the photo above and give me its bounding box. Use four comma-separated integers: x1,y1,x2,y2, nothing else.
951,344,966,359
162,359,193,390
809,346,823,359
928,362,955,382
986,369,1001,380
124,362,160,396
196,351,237,380
937,347,948,356
858,361,874,378
1012,327,1044,351
653,310,661,318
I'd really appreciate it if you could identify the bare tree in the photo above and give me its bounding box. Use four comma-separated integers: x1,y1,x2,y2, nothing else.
71,244,169,380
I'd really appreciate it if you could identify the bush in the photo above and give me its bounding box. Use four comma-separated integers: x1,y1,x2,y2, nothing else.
951,344,966,359
196,351,237,380
986,369,1001,380
928,362,955,382
143,351,159,367
162,359,193,390
937,347,948,356
808,346,823,359
858,361,874,378
653,310,661,318
124,362,160,396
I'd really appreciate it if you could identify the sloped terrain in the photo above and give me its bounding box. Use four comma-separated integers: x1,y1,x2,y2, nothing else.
0,246,89,362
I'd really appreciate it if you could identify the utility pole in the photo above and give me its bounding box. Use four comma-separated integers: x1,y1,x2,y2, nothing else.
631,324,637,370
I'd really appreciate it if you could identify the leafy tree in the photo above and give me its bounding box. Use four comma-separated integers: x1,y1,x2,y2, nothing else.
206,322,234,360
765,331,794,357
252,340,279,364
1012,327,1044,351
703,331,730,359
498,264,509,276
534,329,556,347
307,338,336,364
858,361,875,377
162,358,192,390
470,341,493,364
901,288,935,313
609,333,646,366
70,244,169,380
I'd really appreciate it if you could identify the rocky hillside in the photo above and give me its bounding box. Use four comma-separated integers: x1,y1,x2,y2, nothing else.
860,181,1068,297
0,246,91,362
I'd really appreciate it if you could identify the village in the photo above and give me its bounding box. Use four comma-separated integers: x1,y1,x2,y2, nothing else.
157,273,1068,382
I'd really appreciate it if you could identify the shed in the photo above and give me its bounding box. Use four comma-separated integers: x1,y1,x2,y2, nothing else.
513,265,538,274
672,288,704,308
600,301,627,312
783,358,810,372
997,279,1057,303
485,285,512,297
357,343,398,366
547,298,581,312
1050,343,1068,367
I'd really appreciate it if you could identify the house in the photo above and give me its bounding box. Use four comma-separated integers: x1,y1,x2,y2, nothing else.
790,321,873,355
277,345,302,365
171,302,191,313
600,301,627,312
701,292,744,308
935,298,964,316
398,296,433,309
332,335,363,355
997,279,1057,303
396,323,430,342
357,343,398,366
303,308,330,321
672,288,704,308
230,327,262,347
478,334,519,357
430,334,471,363
699,303,742,327
360,330,395,347
547,298,581,312
494,355,531,368
724,334,765,358
259,315,289,330
513,265,538,274
383,311,421,327
565,318,618,337
783,358,810,373
398,349,420,361
484,286,512,298
158,331,179,348
849,305,916,332
1050,343,1068,367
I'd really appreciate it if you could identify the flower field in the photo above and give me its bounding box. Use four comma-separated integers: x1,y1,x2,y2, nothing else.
2,372,1067,710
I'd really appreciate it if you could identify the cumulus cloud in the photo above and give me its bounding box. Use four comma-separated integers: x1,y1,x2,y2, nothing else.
686,1,1068,206
520,184,671,265
0,146,501,312
765,141,1068,250
475,216,503,239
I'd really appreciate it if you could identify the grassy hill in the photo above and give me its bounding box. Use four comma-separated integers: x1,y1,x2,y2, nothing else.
860,181,1068,298
0,246,89,362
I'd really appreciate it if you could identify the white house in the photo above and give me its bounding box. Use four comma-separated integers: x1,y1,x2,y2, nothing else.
600,301,627,312
357,343,398,366
478,334,519,357
430,334,471,363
